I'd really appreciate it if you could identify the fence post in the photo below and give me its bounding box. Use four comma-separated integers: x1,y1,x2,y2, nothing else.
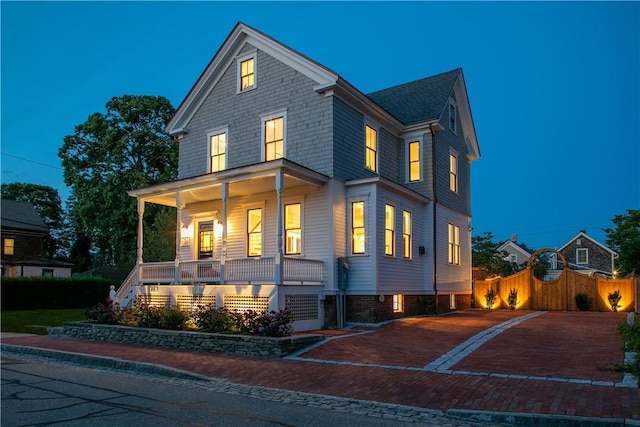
109,285,116,303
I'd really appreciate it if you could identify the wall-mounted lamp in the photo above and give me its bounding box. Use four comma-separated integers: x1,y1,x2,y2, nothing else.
214,220,224,238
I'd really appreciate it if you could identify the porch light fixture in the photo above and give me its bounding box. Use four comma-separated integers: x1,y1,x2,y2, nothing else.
214,220,224,238
180,223,194,246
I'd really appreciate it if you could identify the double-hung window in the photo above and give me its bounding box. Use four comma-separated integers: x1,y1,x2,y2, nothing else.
408,140,421,182
402,211,412,259
385,204,395,256
285,203,301,255
247,208,262,257
448,223,460,265
3,238,14,256
208,130,227,173
262,111,286,161
238,53,256,92
449,151,458,193
365,125,377,172
352,201,366,254
576,248,588,264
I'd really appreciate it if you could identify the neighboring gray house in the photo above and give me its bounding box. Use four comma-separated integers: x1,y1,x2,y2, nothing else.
118,23,480,330
497,237,532,266
556,230,618,277
1,199,72,278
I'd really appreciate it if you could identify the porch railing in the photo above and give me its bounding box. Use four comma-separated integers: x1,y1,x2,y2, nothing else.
114,268,137,304
129,257,322,285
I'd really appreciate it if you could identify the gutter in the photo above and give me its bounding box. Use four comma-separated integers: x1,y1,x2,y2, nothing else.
430,124,439,314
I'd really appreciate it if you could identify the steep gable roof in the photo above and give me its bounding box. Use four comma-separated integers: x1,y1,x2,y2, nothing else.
558,231,618,257
1,199,48,233
367,69,460,125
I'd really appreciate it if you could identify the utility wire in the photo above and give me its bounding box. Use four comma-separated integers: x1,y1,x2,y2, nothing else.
1,152,64,170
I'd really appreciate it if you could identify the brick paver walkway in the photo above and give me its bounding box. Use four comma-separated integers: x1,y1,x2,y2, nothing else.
2,310,638,422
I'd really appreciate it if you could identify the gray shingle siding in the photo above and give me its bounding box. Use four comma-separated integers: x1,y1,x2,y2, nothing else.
178,46,333,180
332,97,367,181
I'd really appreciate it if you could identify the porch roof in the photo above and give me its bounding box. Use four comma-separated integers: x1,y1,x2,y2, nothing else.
127,159,329,207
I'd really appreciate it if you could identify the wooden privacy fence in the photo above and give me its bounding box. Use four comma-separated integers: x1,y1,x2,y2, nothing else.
473,268,636,312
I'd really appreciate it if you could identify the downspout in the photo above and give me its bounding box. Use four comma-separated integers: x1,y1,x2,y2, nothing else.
429,124,438,314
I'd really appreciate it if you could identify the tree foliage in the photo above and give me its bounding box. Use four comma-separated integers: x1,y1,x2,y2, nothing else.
605,209,640,276
58,95,177,268
472,232,509,277
1,182,64,258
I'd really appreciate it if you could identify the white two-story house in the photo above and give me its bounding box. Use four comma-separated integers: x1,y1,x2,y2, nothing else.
116,22,480,331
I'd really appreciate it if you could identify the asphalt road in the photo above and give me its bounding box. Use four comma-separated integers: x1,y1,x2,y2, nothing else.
1,356,479,427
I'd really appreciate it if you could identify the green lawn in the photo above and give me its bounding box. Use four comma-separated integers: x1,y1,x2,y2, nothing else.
1,309,86,335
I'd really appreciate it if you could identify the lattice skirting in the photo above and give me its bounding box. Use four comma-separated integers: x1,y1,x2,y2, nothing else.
176,295,217,311
223,295,270,312
285,294,319,321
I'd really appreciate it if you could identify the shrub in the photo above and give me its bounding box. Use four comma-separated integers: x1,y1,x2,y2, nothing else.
617,316,640,382
193,304,233,333
575,292,591,311
85,298,120,324
608,290,622,312
507,288,518,310
484,288,498,309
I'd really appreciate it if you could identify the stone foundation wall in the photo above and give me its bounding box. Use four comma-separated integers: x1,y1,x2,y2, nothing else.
50,322,323,358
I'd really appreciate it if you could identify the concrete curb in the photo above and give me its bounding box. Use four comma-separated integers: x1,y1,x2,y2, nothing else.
447,409,640,427
1,344,210,382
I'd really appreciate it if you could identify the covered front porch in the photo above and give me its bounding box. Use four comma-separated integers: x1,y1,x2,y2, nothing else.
115,159,329,308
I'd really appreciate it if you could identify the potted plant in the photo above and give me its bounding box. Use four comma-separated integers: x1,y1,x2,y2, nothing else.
608,290,622,312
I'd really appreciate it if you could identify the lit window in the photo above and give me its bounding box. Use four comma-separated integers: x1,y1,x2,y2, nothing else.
247,208,262,257
576,248,588,264
352,201,365,254
239,57,255,91
449,101,457,133
365,125,377,172
199,221,213,259
285,203,301,255
449,153,458,193
3,238,14,255
408,141,421,182
402,211,412,259
264,116,284,161
393,294,404,312
385,204,395,256
209,132,226,173
448,223,460,265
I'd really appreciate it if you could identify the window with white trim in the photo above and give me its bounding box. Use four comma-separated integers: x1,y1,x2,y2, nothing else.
285,203,302,255
449,152,458,193
237,53,256,92
208,130,227,173
448,223,460,265
247,208,262,257
576,248,588,264
198,221,213,259
262,111,286,161
402,211,412,259
352,201,366,254
365,125,377,172
385,204,395,256
393,294,404,312
407,140,421,182
449,100,457,133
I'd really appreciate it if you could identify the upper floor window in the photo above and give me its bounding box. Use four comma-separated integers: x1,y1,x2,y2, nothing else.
576,248,588,264
262,111,286,161
208,130,227,173
385,204,395,256
352,201,366,254
448,223,460,265
408,140,421,182
449,100,457,133
3,238,14,256
402,211,412,259
238,54,256,92
449,152,458,193
247,208,262,257
365,125,377,172
285,203,301,255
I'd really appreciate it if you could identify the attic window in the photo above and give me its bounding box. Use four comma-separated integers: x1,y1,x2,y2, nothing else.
237,53,256,92
449,100,457,134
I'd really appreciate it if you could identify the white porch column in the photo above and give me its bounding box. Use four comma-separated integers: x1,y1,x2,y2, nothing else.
275,171,284,285
136,199,145,286
174,192,183,284
220,181,228,285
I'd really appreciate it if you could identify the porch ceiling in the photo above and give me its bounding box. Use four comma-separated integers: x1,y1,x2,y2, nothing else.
129,159,329,207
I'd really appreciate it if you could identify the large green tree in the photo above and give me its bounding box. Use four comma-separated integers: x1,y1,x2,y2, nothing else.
472,231,513,277
58,95,177,268
605,209,640,276
1,182,65,258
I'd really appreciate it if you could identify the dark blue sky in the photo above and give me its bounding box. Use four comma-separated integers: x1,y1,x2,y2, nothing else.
2,1,638,250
